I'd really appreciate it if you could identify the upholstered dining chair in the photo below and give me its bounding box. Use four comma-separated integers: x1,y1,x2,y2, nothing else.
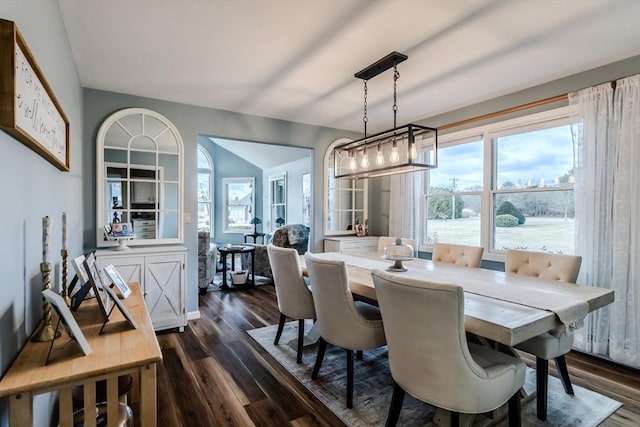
505,249,582,421
432,243,484,268
304,252,387,408
377,237,416,255
267,245,316,364
371,269,526,427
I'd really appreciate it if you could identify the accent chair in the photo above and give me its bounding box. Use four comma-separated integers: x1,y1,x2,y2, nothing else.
304,252,386,408
372,269,526,427
267,245,315,364
505,249,582,421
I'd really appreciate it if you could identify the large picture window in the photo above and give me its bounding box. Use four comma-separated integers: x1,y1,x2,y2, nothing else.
421,107,579,259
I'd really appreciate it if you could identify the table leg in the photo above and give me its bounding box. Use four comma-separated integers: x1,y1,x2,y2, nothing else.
140,363,157,427
251,251,255,287
10,392,33,426
221,253,229,290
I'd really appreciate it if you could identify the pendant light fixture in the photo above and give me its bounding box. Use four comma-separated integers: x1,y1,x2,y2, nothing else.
334,52,438,179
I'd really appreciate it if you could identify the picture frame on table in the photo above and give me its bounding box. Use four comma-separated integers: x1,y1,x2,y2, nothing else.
69,253,94,311
103,264,132,298
42,289,92,359
102,283,138,330
82,252,110,325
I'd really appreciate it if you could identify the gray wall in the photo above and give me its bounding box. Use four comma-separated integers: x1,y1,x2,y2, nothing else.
205,139,264,244
0,2,84,426
83,89,360,316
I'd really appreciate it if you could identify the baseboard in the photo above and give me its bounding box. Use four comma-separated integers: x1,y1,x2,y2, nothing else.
187,310,201,321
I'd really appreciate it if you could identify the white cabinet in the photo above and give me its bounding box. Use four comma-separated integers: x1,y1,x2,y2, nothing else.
324,236,379,253
95,245,187,332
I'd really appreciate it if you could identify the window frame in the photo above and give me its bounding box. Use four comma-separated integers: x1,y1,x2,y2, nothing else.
197,145,214,234
222,177,255,234
269,172,287,231
419,106,580,261
324,138,369,236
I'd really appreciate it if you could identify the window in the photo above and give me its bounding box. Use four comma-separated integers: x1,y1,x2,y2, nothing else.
269,172,287,231
197,146,213,232
421,107,579,258
324,138,368,235
223,177,255,233
424,137,483,246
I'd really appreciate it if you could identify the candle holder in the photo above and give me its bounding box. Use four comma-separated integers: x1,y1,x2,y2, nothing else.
31,262,60,342
61,248,70,306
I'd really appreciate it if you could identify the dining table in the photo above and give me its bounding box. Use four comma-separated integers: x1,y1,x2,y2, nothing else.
300,251,614,347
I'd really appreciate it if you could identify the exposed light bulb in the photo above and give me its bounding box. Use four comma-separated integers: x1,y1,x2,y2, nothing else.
360,148,369,169
409,143,417,160
375,145,384,166
349,152,357,170
390,140,399,163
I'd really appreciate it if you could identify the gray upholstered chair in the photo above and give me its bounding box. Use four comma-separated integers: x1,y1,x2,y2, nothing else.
377,237,416,255
271,224,310,255
304,252,386,408
267,245,315,364
371,269,526,427
505,249,582,421
432,242,484,268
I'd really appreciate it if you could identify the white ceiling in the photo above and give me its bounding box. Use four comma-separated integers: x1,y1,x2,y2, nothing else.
209,137,311,170
58,0,640,134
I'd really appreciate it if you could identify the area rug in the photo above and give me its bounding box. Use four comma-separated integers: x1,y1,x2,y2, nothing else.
247,321,622,427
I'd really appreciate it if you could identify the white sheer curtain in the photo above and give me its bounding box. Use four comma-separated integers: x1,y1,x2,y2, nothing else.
569,74,640,368
388,171,421,252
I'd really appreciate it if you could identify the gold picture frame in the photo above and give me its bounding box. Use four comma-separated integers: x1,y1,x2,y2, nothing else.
0,19,70,171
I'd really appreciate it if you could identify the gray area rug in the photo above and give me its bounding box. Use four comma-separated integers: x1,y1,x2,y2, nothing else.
248,321,622,427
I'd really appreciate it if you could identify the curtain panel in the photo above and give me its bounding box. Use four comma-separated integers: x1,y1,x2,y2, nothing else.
569,74,640,368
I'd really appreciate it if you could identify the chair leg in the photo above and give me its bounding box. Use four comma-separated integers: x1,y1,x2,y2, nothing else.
385,380,405,427
507,392,522,427
450,412,460,427
274,313,286,345
356,350,363,360
346,349,354,408
554,355,574,395
312,338,327,379
296,319,305,364
536,357,548,421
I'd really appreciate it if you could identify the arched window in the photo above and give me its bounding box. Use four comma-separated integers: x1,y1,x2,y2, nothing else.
198,146,214,233
324,138,368,235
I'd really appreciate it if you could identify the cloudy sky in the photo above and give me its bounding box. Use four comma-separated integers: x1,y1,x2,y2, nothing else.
430,125,577,191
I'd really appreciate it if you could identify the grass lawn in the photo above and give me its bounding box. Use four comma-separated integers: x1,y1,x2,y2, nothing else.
427,216,575,254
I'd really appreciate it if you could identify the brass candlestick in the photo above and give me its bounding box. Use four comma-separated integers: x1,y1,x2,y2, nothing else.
32,262,58,342
61,248,69,305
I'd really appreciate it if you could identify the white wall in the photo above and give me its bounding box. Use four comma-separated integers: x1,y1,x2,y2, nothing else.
0,1,84,426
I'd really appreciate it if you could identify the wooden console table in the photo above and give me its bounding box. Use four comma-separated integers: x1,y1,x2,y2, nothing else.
0,284,162,427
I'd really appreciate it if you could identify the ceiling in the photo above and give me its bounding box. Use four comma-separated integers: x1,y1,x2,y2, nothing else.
209,137,311,170
58,0,640,135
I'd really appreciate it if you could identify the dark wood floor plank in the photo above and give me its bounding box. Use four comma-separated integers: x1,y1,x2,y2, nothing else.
161,347,217,425
244,398,291,427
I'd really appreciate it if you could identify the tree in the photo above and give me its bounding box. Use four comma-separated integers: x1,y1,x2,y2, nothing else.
428,195,464,219
496,200,525,224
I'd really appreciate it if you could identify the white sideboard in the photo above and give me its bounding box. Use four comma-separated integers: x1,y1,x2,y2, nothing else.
95,245,187,332
323,236,379,253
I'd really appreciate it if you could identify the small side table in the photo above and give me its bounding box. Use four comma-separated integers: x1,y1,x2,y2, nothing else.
217,245,256,290
243,232,266,244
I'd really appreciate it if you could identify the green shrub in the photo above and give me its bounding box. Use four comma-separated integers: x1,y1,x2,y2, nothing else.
495,214,519,227
496,201,526,224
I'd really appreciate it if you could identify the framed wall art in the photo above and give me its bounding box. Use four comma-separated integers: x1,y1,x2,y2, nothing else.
0,19,70,171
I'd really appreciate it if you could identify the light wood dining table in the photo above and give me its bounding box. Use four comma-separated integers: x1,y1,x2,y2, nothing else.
301,251,614,347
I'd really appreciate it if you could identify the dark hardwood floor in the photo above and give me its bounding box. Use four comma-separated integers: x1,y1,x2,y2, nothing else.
156,284,640,426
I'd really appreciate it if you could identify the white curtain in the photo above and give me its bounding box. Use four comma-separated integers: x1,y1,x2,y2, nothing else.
570,74,640,368
388,171,421,252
